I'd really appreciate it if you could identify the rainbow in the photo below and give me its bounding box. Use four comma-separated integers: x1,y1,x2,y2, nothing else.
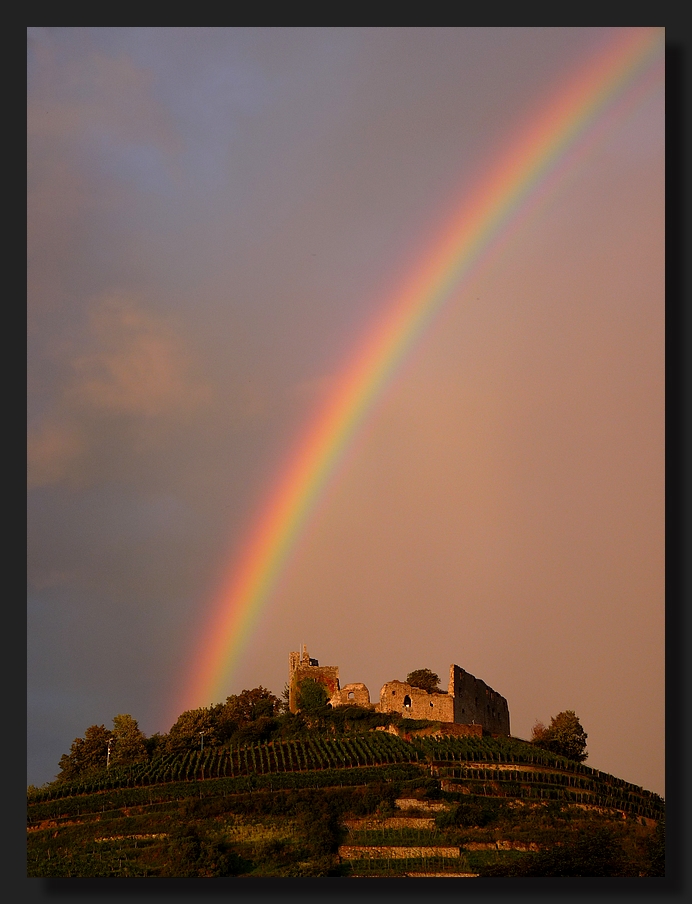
175,27,663,717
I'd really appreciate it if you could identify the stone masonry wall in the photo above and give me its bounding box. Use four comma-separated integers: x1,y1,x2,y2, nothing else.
449,665,510,736
287,650,510,734
288,646,341,713
339,845,461,860
290,665,340,713
378,680,456,722
377,666,510,736
331,682,372,708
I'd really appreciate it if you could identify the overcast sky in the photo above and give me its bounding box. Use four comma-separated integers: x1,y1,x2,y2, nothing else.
28,27,664,796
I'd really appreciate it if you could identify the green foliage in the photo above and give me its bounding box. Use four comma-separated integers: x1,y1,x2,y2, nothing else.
325,704,390,734
111,714,148,766
35,680,667,878
393,716,437,732
39,730,665,821
270,710,308,740
161,688,281,753
295,794,343,859
165,707,218,752
352,780,399,816
644,816,665,876
216,687,280,730
406,669,440,693
57,724,113,780
232,716,278,746
28,735,664,879
437,796,508,828
531,710,588,762
144,733,166,758
296,677,329,713
159,824,250,877
480,827,629,877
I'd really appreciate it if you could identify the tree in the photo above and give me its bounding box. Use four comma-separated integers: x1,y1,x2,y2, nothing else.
531,710,588,762
145,732,166,758
220,687,280,725
296,677,329,713
110,714,148,766
214,687,281,741
530,720,547,740
233,716,276,745
57,724,113,780
279,683,291,714
165,707,218,752
406,669,441,693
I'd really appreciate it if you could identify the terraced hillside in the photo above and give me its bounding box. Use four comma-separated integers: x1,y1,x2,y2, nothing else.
27,733,664,877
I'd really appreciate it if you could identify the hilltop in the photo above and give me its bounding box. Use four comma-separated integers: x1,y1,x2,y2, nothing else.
28,711,664,877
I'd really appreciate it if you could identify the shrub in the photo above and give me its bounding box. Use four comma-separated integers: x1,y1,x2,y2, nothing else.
296,678,329,714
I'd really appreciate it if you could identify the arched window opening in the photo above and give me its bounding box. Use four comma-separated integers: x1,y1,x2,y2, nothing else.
403,695,412,709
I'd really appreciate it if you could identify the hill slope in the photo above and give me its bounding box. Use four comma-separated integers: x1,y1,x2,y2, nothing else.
27,732,664,877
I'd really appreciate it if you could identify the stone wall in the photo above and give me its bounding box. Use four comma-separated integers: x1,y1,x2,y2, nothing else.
287,650,510,735
344,817,436,830
378,680,456,722
288,645,340,713
376,666,510,736
448,665,510,736
331,682,372,708
288,648,318,675
339,845,461,860
292,664,340,709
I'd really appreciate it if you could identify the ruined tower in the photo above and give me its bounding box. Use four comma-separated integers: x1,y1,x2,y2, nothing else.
288,645,340,713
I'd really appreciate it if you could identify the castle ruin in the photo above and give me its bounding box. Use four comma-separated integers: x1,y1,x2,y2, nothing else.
288,646,510,736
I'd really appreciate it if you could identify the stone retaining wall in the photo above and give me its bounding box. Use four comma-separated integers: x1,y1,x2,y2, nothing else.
344,817,436,830
395,798,447,812
339,845,460,860
464,840,539,852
